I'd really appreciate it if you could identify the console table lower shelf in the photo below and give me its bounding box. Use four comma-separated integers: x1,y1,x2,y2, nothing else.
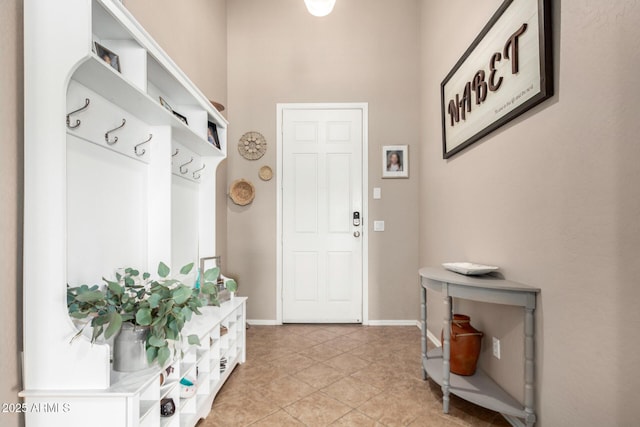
420,266,540,427
423,348,528,423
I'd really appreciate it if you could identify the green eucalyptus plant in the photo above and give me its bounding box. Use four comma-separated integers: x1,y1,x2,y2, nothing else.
67,262,221,366
225,278,238,293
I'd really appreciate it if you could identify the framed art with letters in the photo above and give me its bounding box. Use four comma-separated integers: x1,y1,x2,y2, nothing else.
441,0,553,159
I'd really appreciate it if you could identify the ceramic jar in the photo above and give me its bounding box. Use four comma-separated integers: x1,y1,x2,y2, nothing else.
441,314,484,376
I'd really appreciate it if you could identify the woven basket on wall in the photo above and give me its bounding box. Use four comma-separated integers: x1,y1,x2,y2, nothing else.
229,179,255,206
238,131,267,160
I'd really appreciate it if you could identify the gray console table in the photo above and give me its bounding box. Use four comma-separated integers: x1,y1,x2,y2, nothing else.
420,267,540,427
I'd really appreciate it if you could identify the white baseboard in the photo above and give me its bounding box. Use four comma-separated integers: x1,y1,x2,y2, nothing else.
415,320,442,347
247,319,281,326
365,320,419,326
426,329,441,347
249,319,424,327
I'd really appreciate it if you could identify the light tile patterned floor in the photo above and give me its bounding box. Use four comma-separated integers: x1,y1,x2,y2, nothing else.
197,324,511,427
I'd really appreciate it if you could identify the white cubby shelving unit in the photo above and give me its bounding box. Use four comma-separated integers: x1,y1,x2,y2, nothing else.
21,1,245,426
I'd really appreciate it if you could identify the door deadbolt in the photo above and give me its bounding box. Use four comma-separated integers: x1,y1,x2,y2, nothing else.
353,211,361,226
353,231,361,237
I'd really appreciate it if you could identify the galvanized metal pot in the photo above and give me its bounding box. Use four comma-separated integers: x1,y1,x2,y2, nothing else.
113,323,149,372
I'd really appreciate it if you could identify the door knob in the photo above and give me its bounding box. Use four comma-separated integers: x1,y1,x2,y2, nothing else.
353,231,361,237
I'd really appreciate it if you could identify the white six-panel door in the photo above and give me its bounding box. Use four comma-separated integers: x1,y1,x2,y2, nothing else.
281,107,364,323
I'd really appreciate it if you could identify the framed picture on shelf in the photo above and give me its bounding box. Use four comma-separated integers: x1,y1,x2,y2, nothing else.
159,96,173,113
207,121,221,149
173,111,188,126
382,145,409,179
200,256,221,280
94,42,120,73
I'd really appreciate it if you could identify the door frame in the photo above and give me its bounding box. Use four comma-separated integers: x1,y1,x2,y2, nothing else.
276,103,369,324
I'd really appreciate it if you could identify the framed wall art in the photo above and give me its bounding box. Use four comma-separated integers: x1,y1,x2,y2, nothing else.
441,0,553,159
207,121,221,149
94,42,121,72
173,111,188,125
382,145,409,179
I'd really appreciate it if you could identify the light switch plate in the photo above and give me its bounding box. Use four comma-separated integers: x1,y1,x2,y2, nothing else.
492,337,501,359
373,221,385,232
373,187,381,199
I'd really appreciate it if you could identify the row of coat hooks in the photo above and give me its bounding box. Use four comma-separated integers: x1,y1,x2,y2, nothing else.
66,98,151,157
172,148,205,180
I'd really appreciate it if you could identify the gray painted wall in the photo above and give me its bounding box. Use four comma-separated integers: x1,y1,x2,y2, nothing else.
226,0,422,322
1,0,24,425
419,1,640,425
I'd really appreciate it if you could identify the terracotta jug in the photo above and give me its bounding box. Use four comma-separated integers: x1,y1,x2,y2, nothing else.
441,314,484,376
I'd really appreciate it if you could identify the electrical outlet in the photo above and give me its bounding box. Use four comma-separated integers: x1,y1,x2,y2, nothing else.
492,337,501,359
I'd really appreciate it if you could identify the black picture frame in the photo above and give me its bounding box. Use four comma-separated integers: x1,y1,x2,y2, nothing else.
207,121,221,149
173,111,188,126
440,0,553,159
94,42,121,73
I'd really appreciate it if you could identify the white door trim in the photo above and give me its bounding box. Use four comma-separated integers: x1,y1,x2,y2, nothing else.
276,103,369,325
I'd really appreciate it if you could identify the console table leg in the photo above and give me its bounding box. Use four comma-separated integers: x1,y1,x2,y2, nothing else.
524,307,536,426
442,293,452,414
421,284,428,380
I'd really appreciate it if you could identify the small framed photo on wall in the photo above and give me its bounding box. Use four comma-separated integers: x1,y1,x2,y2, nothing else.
382,145,409,178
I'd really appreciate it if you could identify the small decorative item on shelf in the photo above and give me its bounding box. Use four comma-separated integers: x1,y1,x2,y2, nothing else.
173,111,188,125
441,314,484,376
442,262,499,276
215,278,230,303
112,323,149,372
220,357,227,373
207,121,221,149
200,255,237,303
259,165,273,181
229,178,256,206
198,256,223,306
209,100,225,112
238,131,267,160
94,42,120,72
67,262,220,368
179,377,197,399
159,365,174,386
225,278,238,299
159,96,173,113
160,398,176,417
220,326,228,337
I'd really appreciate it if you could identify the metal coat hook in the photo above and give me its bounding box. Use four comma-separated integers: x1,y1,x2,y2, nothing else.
179,157,194,174
192,164,206,180
66,98,90,129
172,148,180,157
105,119,126,145
134,134,153,156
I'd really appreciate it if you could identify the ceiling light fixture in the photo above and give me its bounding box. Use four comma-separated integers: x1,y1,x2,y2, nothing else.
304,0,336,17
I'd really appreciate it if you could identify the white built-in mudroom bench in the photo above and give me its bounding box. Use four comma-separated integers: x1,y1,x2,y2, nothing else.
20,1,243,426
